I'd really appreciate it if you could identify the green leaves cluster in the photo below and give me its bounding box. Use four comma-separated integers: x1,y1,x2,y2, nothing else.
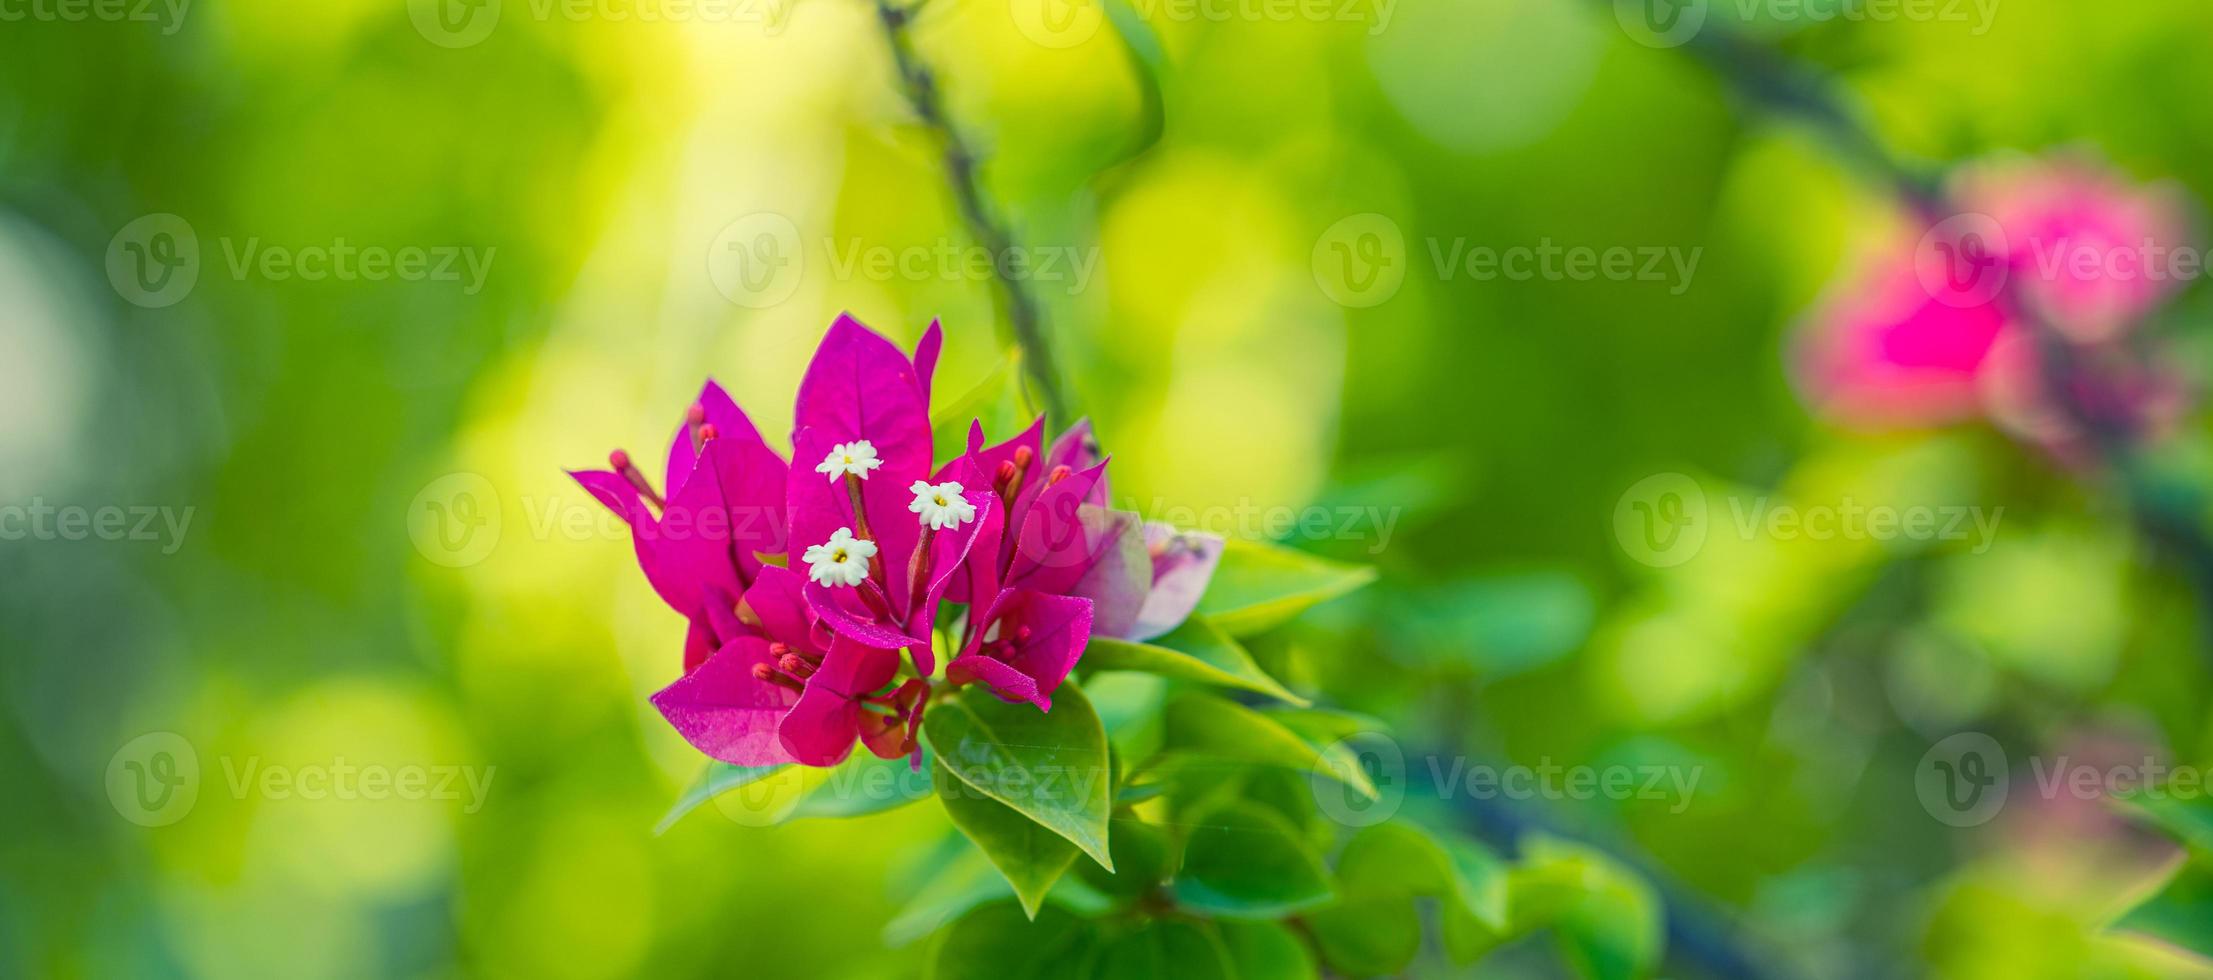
656,537,1665,978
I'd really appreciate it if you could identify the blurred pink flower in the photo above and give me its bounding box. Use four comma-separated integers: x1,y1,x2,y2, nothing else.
1794,154,2195,444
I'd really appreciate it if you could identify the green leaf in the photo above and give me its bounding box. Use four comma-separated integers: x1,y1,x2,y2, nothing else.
2120,791,2213,857
653,762,788,835
924,682,1115,871
885,846,1013,948
1334,822,1509,931
1216,920,1318,979
1510,836,1663,980
1162,693,1378,801
2114,861,2213,959
779,748,933,823
1099,0,1168,166
1170,801,1334,918
1078,817,1177,899
1307,895,1422,977
925,900,1097,980
1094,920,1233,980
1194,539,1375,637
1085,617,1310,706
935,760,1081,919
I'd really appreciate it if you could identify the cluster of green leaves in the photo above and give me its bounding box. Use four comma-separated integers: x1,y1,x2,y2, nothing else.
656,538,1664,977
2110,792,2213,957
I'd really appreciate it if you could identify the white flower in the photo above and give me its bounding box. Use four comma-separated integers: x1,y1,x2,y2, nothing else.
815,440,883,482
909,480,978,531
802,528,878,587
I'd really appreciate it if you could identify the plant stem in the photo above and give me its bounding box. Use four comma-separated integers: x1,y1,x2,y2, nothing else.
871,0,1072,423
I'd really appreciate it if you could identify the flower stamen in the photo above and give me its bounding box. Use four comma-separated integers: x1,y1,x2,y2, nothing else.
608,449,664,510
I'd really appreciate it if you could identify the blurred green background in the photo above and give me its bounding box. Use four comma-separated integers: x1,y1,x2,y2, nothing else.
9,0,2213,976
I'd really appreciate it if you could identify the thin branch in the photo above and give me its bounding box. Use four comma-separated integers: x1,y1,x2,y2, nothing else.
871,0,1071,422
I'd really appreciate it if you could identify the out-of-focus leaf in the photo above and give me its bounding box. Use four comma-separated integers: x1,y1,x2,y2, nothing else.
1170,801,1334,918
1307,895,1422,976
1510,836,1663,980
925,683,1115,870
779,747,933,823
1162,692,1378,800
2120,790,2213,857
1094,919,1232,980
1216,920,1317,979
925,900,1096,980
1099,0,1169,165
1194,539,1375,637
1079,817,1176,899
1334,821,1509,931
1085,617,1309,706
2113,861,2213,959
936,760,1081,919
652,762,787,835
1395,570,1595,676
885,847,1013,948
1085,670,1168,770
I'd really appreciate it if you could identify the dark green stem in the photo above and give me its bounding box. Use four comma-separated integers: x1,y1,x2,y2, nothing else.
871,0,1071,423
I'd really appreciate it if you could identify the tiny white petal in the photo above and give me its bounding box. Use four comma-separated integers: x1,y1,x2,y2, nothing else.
908,480,977,532
816,440,883,483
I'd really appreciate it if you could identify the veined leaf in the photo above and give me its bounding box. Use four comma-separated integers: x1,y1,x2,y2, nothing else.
1094,919,1234,980
780,747,933,823
1084,617,1309,706
936,760,1081,919
1216,920,1318,979
1162,692,1379,801
653,762,788,835
925,900,1097,980
1170,800,1334,918
2114,860,2213,959
925,682,1115,870
1194,539,1375,637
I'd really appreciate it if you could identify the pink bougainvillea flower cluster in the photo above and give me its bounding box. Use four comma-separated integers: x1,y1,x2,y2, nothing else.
568,314,1218,769
1794,154,2195,456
